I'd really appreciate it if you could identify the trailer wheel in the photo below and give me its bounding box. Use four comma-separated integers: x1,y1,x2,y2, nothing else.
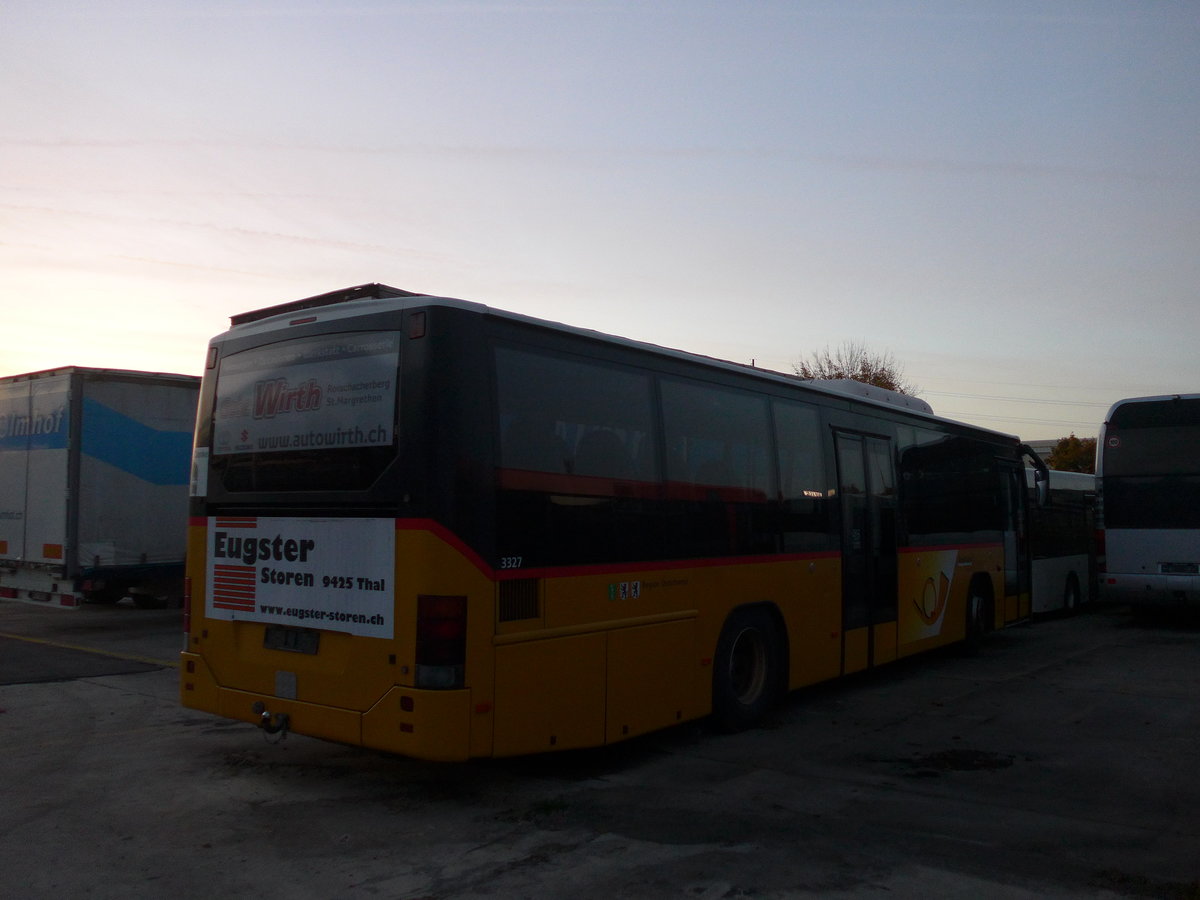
1063,573,1082,614
84,585,122,605
712,606,783,732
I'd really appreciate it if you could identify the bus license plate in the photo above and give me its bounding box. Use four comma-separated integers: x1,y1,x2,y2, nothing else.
263,625,320,655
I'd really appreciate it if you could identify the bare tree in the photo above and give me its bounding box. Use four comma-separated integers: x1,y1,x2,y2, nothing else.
792,341,920,396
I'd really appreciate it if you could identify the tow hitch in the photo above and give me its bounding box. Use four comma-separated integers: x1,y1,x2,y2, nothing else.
251,701,290,738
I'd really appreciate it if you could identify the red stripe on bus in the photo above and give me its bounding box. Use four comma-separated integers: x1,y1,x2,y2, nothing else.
395,518,494,576
395,517,837,580
490,550,840,582
495,469,772,505
496,468,662,499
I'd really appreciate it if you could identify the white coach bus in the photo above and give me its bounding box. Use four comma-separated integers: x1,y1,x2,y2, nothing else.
1097,394,1200,609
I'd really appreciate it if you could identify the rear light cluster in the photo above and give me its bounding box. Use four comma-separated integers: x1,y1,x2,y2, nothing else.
415,595,466,689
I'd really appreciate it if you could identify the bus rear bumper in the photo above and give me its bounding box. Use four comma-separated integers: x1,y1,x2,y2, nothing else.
1100,573,1200,607
362,686,474,761
181,651,476,761
181,651,363,746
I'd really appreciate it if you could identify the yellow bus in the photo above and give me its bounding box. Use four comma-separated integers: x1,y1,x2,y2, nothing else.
181,284,1048,760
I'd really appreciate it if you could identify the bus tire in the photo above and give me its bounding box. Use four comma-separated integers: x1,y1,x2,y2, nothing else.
963,584,991,654
712,606,783,733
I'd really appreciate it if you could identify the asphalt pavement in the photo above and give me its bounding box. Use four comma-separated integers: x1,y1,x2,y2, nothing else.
1,598,1197,899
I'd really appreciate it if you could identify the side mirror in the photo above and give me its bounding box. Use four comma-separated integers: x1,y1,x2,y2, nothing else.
1036,474,1049,508
1019,443,1051,507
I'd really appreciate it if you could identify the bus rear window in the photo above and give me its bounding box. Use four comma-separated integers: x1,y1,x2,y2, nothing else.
1104,425,1200,477
210,332,400,492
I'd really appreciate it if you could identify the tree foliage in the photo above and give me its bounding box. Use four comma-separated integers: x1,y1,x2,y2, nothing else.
1046,434,1096,473
792,341,920,396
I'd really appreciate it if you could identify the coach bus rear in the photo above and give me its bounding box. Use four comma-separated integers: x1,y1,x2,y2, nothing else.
1097,394,1200,608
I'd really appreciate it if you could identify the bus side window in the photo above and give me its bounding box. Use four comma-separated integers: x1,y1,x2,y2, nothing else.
502,415,569,474
574,428,635,479
773,400,830,552
494,345,661,566
661,379,775,555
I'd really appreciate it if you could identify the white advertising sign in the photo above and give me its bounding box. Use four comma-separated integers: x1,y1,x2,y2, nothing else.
206,516,395,638
213,332,400,456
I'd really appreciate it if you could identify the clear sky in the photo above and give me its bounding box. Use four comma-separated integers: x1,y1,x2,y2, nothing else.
3,1,1197,440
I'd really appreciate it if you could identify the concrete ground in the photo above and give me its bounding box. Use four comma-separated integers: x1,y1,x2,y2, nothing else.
0,599,1197,899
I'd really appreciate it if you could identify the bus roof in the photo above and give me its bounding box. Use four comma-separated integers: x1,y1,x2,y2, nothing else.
221,283,1013,441
229,283,427,326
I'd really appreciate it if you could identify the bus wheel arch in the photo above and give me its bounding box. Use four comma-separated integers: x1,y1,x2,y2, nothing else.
711,603,787,733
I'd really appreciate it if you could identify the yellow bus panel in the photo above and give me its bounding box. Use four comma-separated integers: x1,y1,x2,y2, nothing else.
362,687,474,762
492,631,607,757
605,617,702,744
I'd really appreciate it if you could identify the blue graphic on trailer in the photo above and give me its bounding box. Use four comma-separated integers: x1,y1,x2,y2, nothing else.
81,398,193,486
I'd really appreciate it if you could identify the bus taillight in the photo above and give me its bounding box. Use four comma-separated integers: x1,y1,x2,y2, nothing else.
416,595,467,689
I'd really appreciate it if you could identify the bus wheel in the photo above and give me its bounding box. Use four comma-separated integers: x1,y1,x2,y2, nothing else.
712,607,782,732
964,589,989,654
1063,574,1082,614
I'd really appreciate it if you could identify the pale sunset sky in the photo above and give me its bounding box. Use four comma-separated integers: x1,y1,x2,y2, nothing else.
3,1,1197,439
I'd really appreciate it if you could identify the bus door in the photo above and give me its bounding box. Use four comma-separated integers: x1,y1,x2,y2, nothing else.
998,459,1032,622
835,432,899,674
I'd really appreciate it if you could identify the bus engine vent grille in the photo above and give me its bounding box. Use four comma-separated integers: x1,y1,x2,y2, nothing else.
498,579,540,622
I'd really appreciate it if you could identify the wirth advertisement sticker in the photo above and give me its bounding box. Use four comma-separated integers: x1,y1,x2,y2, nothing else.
212,332,400,456
206,516,395,639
